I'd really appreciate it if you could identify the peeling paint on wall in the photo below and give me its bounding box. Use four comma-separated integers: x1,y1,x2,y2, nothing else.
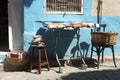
92,0,120,16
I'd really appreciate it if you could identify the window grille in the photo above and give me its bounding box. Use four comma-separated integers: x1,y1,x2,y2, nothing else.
45,0,83,14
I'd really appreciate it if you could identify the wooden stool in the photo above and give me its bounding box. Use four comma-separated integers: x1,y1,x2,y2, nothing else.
29,45,50,74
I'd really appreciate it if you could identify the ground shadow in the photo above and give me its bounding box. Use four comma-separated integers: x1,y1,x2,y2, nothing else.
65,57,97,68
60,68,120,80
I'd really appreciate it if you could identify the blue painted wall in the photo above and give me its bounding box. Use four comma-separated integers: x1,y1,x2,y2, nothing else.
24,0,120,59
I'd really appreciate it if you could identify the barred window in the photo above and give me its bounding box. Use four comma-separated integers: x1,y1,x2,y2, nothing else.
45,0,83,14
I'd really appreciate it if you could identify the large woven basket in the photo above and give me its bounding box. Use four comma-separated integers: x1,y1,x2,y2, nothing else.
6,51,29,67
91,32,118,45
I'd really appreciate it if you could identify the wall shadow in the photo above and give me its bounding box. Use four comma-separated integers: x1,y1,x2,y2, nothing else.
80,42,90,58
28,22,78,60
71,42,90,58
38,28,76,59
24,0,33,7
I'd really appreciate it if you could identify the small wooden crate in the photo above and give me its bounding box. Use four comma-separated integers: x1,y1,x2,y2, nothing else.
91,32,118,45
7,57,29,67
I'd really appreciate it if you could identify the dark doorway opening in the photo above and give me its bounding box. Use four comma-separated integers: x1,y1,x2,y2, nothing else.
0,0,9,51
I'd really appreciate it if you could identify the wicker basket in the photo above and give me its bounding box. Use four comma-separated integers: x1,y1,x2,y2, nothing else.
91,32,118,45
6,51,29,67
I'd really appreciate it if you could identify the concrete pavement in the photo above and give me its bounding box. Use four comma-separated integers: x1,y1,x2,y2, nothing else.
0,60,120,80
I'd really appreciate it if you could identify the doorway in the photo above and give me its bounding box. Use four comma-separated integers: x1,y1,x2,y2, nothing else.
0,0,9,51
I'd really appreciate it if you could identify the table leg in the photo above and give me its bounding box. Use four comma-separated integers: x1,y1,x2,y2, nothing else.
38,48,41,74
111,45,117,67
56,54,62,73
29,47,34,72
97,46,100,69
76,29,86,65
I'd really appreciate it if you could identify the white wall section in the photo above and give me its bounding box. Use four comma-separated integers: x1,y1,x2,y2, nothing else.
8,0,23,51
